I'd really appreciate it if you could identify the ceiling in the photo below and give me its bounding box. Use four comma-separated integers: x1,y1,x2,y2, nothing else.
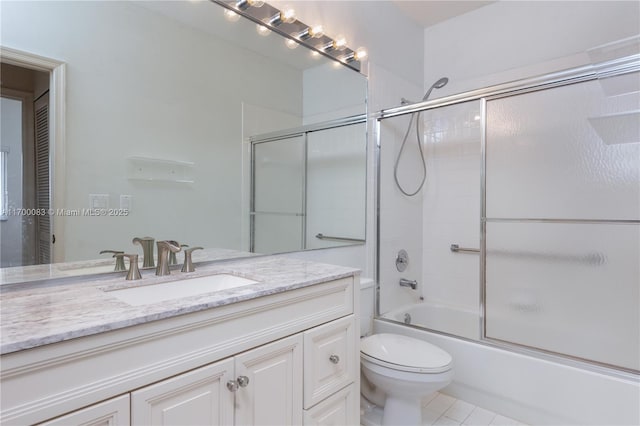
391,1,495,28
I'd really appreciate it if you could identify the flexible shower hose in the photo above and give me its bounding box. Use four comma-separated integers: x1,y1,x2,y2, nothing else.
393,111,426,197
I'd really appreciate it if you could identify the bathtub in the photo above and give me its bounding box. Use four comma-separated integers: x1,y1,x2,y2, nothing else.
374,314,640,425
383,302,480,341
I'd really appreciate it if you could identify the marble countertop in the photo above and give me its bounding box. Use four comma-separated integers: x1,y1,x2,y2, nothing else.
0,256,359,355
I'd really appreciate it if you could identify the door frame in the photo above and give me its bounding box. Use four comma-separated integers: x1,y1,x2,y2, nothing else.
1,46,66,263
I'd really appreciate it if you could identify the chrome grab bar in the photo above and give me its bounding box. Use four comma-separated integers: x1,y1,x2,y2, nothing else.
315,233,365,243
450,243,605,265
450,244,480,253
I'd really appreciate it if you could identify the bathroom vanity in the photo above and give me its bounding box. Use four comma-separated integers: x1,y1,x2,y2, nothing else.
0,256,360,425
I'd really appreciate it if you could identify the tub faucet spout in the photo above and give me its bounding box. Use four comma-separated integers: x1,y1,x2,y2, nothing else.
399,278,418,290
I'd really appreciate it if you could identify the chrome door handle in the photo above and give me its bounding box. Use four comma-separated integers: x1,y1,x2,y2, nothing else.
329,354,340,364
226,380,238,392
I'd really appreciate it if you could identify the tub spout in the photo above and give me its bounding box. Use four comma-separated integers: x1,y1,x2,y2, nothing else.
399,278,418,290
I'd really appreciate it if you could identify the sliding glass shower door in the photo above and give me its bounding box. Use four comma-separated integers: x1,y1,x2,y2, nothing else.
484,76,640,372
376,60,639,374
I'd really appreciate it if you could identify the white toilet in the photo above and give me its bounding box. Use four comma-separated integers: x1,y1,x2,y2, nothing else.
360,278,454,426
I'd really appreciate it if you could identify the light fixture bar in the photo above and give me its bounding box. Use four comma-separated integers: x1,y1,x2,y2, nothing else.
212,0,363,72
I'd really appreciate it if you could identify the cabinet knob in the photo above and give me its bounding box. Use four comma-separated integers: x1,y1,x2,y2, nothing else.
237,375,250,387
226,380,238,392
329,354,340,364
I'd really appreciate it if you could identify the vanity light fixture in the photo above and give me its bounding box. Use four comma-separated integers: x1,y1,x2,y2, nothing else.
342,47,368,63
297,25,324,40
214,0,366,72
268,7,296,26
322,35,347,52
235,0,264,10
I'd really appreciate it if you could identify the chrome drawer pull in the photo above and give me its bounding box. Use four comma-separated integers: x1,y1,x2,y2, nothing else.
329,354,340,364
226,380,238,392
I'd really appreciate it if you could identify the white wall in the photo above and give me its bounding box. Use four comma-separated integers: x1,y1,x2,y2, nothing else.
424,1,640,97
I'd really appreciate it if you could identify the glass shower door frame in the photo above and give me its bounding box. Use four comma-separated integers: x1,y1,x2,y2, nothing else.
375,53,640,378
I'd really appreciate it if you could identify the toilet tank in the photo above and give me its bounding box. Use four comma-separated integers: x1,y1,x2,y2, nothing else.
360,278,375,337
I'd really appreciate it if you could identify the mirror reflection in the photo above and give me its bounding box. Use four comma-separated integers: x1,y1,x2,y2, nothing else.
0,0,367,278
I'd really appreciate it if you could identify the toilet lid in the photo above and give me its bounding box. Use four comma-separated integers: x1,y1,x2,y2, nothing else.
361,334,452,373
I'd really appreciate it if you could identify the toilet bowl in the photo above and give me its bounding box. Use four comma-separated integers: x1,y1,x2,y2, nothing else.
360,333,453,425
359,279,454,426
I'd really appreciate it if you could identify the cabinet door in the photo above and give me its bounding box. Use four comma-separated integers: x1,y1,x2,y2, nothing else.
303,383,357,426
37,394,130,426
234,334,303,426
131,358,234,426
303,316,356,408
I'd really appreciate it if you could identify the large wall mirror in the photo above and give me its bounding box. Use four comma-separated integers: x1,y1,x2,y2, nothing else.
0,0,367,280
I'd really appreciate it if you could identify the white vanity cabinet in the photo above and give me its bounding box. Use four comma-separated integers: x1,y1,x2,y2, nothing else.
1,275,359,426
132,334,302,426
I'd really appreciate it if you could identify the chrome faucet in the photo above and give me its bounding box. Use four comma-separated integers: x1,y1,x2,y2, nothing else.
399,278,418,290
133,237,155,268
181,246,203,273
116,253,142,280
156,240,182,276
100,250,126,271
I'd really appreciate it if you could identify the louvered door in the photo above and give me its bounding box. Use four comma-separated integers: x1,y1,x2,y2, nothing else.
34,92,51,264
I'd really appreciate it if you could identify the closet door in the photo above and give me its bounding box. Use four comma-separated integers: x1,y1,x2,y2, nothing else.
34,92,51,264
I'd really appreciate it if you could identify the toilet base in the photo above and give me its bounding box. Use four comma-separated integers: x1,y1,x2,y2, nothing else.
383,395,422,426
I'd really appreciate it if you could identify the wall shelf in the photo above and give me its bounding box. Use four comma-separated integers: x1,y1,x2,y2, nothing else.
126,157,195,183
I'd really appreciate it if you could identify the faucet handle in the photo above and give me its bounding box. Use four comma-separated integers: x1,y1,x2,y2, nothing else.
156,241,182,276
100,250,126,271
115,253,142,280
181,247,204,273
170,244,189,265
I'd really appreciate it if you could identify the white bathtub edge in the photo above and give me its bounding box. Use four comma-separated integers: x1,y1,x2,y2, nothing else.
374,318,640,426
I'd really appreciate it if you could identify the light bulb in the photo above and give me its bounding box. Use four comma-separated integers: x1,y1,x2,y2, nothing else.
354,47,368,61
285,38,299,49
334,35,347,51
224,9,241,22
269,8,295,26
256,24,271,36
236,0,264,10
310,25,324,38
297,25,324,41
281,8,296,24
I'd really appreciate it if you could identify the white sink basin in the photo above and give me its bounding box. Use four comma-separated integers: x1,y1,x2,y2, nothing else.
106,274,258,306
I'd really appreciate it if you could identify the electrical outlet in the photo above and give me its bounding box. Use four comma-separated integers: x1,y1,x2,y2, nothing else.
120,195,132,211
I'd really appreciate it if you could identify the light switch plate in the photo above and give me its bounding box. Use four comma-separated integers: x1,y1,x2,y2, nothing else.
89,194,109,209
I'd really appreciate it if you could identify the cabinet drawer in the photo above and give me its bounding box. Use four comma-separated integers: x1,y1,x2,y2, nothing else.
303,315,357,409
303,383,357,426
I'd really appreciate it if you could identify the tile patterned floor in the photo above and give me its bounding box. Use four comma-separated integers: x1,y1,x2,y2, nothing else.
362,392,527,426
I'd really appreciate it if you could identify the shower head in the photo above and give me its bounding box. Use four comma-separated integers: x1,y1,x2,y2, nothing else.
422,77,449,101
